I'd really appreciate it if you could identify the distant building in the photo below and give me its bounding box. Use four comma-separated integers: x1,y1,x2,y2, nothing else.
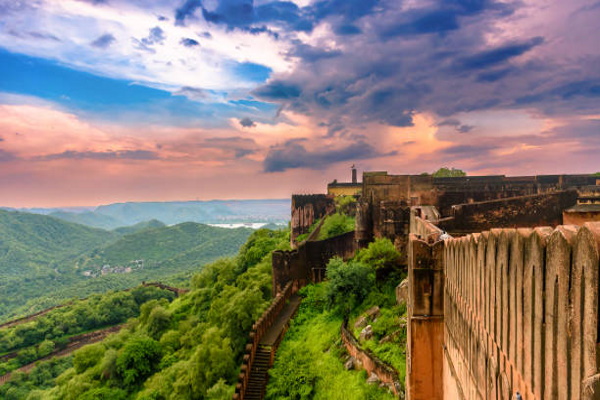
327,165,362,196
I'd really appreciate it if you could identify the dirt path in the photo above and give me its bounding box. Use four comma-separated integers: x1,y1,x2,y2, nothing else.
0,324,126,386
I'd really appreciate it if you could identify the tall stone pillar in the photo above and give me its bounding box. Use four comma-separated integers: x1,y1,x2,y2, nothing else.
406,234,444,400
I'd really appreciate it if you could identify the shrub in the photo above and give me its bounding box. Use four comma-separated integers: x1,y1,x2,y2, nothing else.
326,258,375,316
116,335,162,388
318,213,355,240
355,238,401,270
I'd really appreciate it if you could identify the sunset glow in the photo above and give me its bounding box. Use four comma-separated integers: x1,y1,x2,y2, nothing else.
0,0,598,207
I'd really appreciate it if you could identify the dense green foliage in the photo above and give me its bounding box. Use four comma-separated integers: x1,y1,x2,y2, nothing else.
0,357,73,400
431,167,467,177
0,210,252,322
112,220,166,235
267,237,406,400
266,283,396,400
317,213,355,240
14,228,290,399
355,238,401,270
0,286,175,375
326,258,375,316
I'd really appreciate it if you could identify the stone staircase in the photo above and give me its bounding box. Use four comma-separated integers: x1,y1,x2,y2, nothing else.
243,345,272,400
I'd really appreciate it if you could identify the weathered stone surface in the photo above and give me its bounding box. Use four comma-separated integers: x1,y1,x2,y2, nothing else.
344,357,355,370
365,306,380,318
396,279,408,305
359,325,373,341
434,223,600,400
366,372,380,384
354,316,368,329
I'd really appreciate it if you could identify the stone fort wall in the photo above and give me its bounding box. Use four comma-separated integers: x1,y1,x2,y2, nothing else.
408,220,600,400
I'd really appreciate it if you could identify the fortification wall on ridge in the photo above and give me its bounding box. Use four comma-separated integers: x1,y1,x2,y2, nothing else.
271,231,356,296
290,194,335,245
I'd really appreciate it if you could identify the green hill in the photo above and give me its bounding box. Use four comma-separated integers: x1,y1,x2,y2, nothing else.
112,219,165,235
47,210,124,230
0,211,252,322
77,222,252,276
0,209,119,278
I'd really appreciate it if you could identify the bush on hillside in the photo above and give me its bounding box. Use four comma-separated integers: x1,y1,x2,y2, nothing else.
326,258,374,316
355,238,401,270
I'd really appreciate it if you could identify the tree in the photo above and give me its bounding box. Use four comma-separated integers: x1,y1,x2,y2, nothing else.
73,343,105,373
355,238,401,270
190,328,236,397
432,167,467,177
326,258,375,316
318,213,355,240
116,335,163,388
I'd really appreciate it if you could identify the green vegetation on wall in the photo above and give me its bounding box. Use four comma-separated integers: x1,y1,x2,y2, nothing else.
431,167,467,177
317,213,355,240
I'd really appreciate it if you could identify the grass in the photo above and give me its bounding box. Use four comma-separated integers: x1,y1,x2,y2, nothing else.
266,284,396,400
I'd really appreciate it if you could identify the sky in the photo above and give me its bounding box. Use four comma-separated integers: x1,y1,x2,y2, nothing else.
0,0,599,207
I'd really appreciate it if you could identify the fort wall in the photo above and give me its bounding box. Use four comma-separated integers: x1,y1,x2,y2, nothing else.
341,320,403,396
441,222,600,399
438,190,578,235
361,172,595,218
290,194,335,245
406,234,445,400
271,231,356,296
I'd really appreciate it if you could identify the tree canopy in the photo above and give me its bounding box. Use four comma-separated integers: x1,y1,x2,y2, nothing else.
431,167,467,177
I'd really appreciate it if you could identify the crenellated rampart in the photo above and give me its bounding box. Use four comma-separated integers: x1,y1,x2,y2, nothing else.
442,223,600,399
408,220,600,400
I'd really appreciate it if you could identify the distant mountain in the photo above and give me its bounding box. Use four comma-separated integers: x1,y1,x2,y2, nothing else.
94,199,290,226
0,209,118,279
112,219,166,235
0,210,253,322
12,199,291,230
48,210,124,230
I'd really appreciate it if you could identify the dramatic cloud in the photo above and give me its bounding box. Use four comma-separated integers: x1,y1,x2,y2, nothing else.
0,0,598,206
239,117,256,127
180,37,199,47
263,139,396,172
38,150,160,161
253,81,302,100
91,33,116,49
456,37,544,71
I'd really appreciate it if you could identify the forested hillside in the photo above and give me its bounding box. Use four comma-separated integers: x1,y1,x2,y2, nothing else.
0,228,291,399
0,209,118,278
47,211,124,231
0,210,253,322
